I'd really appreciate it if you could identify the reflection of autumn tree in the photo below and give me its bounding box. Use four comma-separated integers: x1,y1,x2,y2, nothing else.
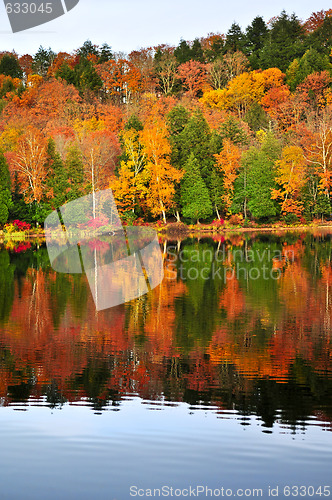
0,251,15,324
127,258,187,359
219,277,246,320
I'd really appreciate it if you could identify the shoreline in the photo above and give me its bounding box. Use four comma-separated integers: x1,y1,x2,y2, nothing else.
1,222,332,242
157,222,332,238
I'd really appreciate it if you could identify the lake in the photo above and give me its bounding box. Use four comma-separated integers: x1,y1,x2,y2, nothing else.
0,230,331,499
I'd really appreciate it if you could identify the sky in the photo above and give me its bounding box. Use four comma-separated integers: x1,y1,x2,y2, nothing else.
0,0,331,56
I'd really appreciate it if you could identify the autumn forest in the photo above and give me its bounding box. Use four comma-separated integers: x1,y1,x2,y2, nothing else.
0,9,332,227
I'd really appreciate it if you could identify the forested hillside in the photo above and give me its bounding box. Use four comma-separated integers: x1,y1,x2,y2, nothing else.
0,9,331,227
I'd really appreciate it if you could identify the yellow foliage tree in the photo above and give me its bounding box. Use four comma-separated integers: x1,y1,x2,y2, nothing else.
139,122,183,223
110,161,147,213
201,68,285,118
272,146,306,216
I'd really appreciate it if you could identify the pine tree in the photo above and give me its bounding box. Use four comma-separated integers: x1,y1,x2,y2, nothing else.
181,154,213,223
307,16,332,55
65,144,85,201
286,49,332,90
33,46,55,77
174,40,192,64
46,139,69,209
260,11,305,72
224,23,245,53
241,133,281,220
0,151,11,225
0,54,23,79
191,39,205,62
175,110,215,179
99,43,113,63
245,16,268,55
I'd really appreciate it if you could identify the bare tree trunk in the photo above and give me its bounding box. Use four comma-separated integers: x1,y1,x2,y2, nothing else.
175,210,181,222
91,152,96,219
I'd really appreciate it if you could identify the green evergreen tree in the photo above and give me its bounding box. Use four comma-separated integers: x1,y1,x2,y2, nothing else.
33,46,55,77
65,144,85,201
181,154,213,222
307,16,332,55
191,39,205,62
314,192,331,220
173,109,217,180
98,43,113,63
224,23,245,53
167,105,190,136
245,16,268,55
0,151,11,225
56,63,76,86
74,57,103,93
244,16,268,68
238,134,281,220
124,114,144,132
219,116,248,145
286,49,332,91
46,139,70,209
260,11,305,71
174,39,192,64
0,54,23,79
9,173,34,223
57,45,103,94
77,40,100,59
244,102,269,131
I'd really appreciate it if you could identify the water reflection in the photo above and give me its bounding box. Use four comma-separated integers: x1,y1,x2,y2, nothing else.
0,231,331,433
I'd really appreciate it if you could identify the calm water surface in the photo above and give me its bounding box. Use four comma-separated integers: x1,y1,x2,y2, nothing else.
0,231,331,499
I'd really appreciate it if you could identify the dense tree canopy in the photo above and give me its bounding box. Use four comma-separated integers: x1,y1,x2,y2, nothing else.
0,9,331,226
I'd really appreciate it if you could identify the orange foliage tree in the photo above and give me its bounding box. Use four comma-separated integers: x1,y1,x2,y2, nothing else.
177,60,208,97
303,9,332,33
214,139,241,212
96,59,141,103
128,47,157,94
